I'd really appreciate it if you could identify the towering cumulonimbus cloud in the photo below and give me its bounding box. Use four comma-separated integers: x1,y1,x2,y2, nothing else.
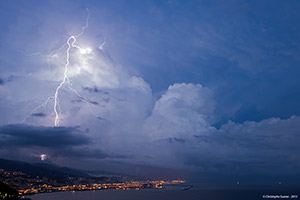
144,83,215,140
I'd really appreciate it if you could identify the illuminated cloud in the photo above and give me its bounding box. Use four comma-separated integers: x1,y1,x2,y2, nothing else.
145,83,215,140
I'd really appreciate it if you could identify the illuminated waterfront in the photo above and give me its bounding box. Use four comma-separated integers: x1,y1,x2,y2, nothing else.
0,167,185,197
18,180,185,196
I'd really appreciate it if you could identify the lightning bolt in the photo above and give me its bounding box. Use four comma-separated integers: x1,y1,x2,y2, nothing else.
53,9,91,126
99,37,106,50
53,36,75,126
21,96,53,124
21,8,98,127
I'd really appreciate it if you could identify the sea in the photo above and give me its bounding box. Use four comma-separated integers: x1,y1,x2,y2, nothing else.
30,185,300,200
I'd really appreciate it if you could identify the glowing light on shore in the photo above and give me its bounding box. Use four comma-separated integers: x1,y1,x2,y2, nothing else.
40,154,47,161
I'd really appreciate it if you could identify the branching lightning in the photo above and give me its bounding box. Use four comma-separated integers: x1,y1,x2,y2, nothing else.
53,8,92,126
21,8,100,126
21,96,53,123
53,36,74,126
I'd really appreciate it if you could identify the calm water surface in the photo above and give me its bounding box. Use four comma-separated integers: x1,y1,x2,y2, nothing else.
30,185,300,200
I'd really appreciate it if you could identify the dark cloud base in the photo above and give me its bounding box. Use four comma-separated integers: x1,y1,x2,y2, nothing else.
0,124,118,163
31,112,46,117
0,124,90,147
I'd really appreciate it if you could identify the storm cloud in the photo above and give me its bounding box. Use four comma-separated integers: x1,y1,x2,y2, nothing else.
0,124,123,164
31,112,46,117
0,124,90,147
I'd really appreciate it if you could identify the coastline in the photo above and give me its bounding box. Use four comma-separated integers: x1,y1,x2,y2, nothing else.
20,180,185,197
29,186,300,200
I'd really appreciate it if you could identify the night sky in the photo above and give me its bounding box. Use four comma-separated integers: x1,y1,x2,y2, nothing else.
1,0,300,187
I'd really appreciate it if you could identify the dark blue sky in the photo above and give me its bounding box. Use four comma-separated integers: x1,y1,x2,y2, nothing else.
0,0,300,185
